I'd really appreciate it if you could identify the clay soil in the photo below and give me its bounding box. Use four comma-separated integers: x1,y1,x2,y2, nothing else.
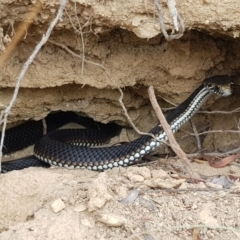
1,157,240,239
1,1,240,239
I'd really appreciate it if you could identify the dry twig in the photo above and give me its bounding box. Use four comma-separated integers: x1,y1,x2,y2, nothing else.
148,86,201,181
190,119,202,151
198,107,240,114
187,146,240,158
65,5,95,85
182,129,240,137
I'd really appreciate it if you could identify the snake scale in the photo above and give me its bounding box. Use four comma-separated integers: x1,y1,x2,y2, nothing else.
1,75,232,173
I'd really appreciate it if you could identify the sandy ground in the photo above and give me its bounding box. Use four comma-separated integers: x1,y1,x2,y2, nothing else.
0,156,240,240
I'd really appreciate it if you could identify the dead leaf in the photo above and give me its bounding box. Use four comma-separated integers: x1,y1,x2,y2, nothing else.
207,153,240,168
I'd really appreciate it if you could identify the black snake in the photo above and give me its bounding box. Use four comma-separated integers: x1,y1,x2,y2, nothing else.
1,75,232,173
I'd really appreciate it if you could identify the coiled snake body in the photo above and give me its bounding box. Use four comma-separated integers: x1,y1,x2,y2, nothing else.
1,76,232,172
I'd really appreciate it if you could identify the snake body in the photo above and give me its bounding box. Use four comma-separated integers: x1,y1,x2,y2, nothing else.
1,75,232,172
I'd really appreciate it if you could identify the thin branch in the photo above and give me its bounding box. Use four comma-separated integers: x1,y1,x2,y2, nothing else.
65,5,92,86
161,100,240,115
190,119,202,151
158,94,177,107
148,86,201,181
187,146,240,158
182,129,240,137
118,87,161,140
198,107,240,114
0,0,68,172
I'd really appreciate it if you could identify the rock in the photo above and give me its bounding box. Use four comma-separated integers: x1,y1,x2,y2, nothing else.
205,182,223,189
51,199,65,213
88,173,113,211
199,203,219,227
126,172,144,182
97,213,126,227
144,178,185,189
151,169,169,179
73,204,87,212
81,218,95,228
191,204,198,210
126,167,151,179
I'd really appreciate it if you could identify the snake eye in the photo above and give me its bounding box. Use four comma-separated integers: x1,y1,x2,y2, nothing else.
206,83,214,90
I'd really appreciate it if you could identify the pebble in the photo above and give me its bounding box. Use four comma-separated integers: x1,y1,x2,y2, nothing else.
81,218,95,228
127,167,151,179
144,178,185,188
51,198,65,213
97,213,126,227
74,204,87,212
127,172,144,182
151,169,169,179
205,182,223,189
191,204,198,210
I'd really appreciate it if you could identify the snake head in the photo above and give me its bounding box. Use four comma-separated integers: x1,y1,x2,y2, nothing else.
204,75,233,97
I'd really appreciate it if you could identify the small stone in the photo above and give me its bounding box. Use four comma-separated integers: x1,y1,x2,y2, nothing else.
74,204,87,212
88,172,113,211
81,218,95,228
170,173,179,178
127,167,151,179
51,198,65,213
191,204,198,210
199,203,219,227
205,182,223,189
88,197,110,212
205,20,210,25
97,213,126,227
127,172,144,182
144,178,185,189
151,169,169,179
